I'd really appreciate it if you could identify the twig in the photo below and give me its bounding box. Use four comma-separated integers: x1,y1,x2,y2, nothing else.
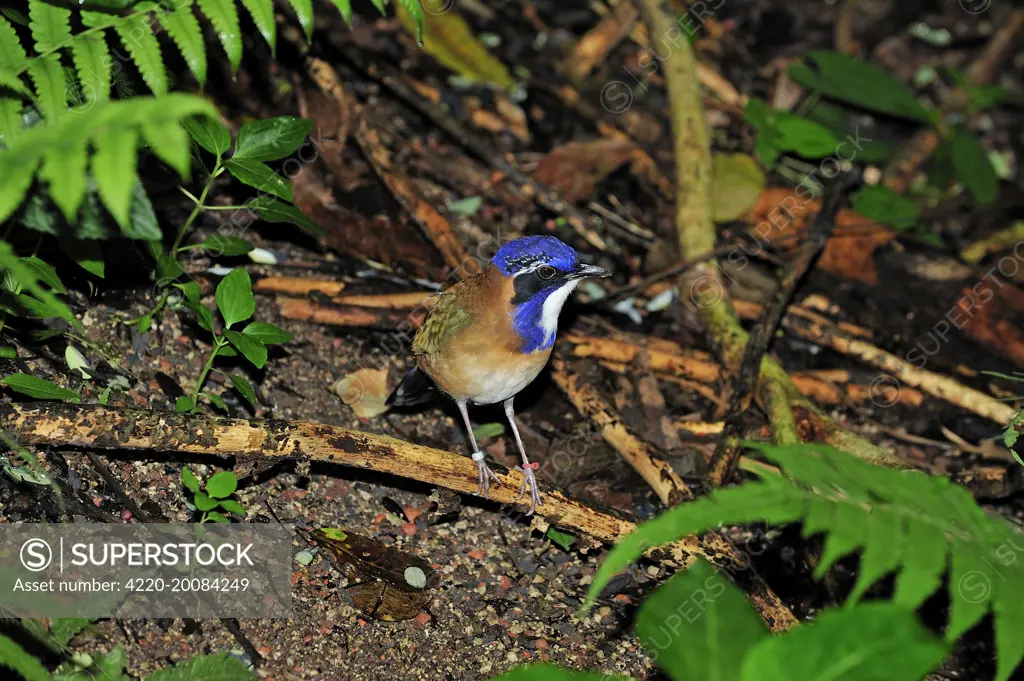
631,0,899,468
706,171,858,486
0,402,798,627
274,296,426,329
549,360,798,630
337,45,610,252
564,0,639,83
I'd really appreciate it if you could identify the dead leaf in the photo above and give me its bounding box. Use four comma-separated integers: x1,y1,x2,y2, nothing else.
533,139,636,203
711,153,765,222
397,4,515,89
332,368,390,418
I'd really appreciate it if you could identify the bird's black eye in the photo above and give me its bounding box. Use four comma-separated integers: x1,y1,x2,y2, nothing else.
538,265,556,280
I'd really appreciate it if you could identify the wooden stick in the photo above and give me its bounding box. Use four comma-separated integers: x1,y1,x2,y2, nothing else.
549,360,798,629
0,402,793,629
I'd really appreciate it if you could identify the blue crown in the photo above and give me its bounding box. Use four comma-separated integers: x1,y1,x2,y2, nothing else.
492,236,578,277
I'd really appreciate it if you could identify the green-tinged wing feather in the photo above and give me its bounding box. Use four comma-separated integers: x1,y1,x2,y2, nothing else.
412,292,472,355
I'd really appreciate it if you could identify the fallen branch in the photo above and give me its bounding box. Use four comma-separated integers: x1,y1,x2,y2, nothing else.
0,402,794,630
549,360,798,630
275,296,425,329
631,0,900,469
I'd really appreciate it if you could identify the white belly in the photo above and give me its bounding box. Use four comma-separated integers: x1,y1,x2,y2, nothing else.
467,362,546,405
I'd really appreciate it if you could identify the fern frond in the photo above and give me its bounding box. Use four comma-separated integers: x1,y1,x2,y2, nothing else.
194,0,242,74
0,16,28,70
70,33,111,103
0,94,218,226
284,0,314,42
0,98,22,145
584,442,1024,681
331,0,352,24
26,54,64,119
158,0,208,85
28,0,71,54
114,14,168,94
38,133,87,222
238,0,275,52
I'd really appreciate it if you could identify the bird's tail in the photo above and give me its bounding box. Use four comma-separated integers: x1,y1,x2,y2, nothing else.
386,366,437,407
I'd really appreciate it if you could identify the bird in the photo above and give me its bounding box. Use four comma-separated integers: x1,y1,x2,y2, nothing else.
386,235,610,514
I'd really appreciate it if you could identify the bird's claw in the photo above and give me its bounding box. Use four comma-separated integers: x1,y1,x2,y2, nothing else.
516,462,542,515
476,456,500,499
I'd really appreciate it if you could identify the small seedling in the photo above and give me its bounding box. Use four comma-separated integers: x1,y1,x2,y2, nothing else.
180,467,246,523
175,268,290,414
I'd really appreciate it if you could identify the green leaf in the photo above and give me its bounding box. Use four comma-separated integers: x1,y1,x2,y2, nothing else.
284,0,313,41
224,329,267,368
774,114,840,157
636,560,768,681
224,158,292,201
156,252,184,284
195,0,242,75
740,603,947,681
0,97,23,146
0,241,78,325
177,280,202,303
491,665,624,681
951,129,998,205
0,633,51,681
193,490,218,511
143,119,191,177
229,374,257,409
242,320,291,344
0,16,28,72
1,373,79,401
71,32,112,102
205,470,237,498
159,0,208,86
27,53,66,120
711,153,764,222
233,116,312,162
0,347,15,359
175,395,194,411
57,237,104,278
472,422,505,440
447,196,482,216
0,68,30,98
215,268,255,328
330,0,352,23
122,181,162,240
205,510,229,523
181,466,200,493
788,51,931,122
218,498,246,515
19,257,65,293
28,0,72,53
143,652,255,681
181,114,230,156
183,301,214,331
545,527,575,551
851,185,918,230
200,234,254,257
114,13,167,94
238,0,275,52
252,197,322,236
47,618,93,647
396,0,424,44
92,127,139,228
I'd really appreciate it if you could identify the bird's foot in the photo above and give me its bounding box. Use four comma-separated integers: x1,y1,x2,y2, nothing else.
472,451,500,499
516,462,542,515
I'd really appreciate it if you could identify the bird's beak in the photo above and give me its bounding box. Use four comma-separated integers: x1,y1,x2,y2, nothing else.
571,263,612,280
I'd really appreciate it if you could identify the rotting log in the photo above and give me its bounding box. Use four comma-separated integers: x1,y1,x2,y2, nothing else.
0,402,797,631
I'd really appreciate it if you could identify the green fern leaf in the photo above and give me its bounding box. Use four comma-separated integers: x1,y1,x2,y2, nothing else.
0,633,51,681
0,94,216,224
26,53,65,119
583,443,1024,681
395,0,424,42
0,68,30,98
0,97,22,144
114,14,167,94
142,119,190,177
0,16,28,71
28,0,71,53
238,0,275,52
195,0,241,74
284,0,312,41
39,133,87,222
92,127,138,228
367,0,386,13
330,0,352,24
158,1,207,85
71,33,111,102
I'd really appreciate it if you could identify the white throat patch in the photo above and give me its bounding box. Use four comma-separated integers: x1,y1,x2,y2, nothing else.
539,279,579,344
